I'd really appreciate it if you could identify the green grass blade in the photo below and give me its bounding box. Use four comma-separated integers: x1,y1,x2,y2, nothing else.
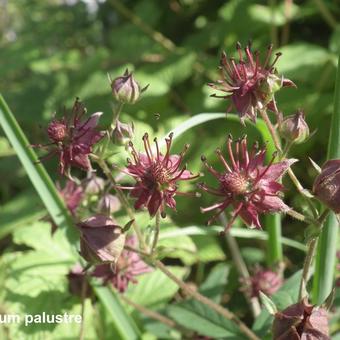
0,94,73,230
312,55,340,304
0,94,141,338
159,226,306,252
162,112,282,266
92,283,141,340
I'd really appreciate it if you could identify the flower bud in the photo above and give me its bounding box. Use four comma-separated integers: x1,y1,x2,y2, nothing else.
280,110,309,144
112,119,134,145
313,159,340,213
242,268,283,298
272,299,329,339
77,215,126,264
84,176,105,195
98,194,121,215
111,69,140,104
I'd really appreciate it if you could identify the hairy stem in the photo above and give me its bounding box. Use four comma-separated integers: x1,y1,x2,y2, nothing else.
286,209,320,226
151,211,161,254
153,260,260,340
220,213,261,317
259,109,282,152
298,210,330,300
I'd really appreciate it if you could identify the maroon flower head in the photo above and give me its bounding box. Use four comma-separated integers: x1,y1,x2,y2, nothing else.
37,98,104,175
92,236,150,293
272,299,330,340
199,136,295,230
123,132,199,217
313,159,340,213
242,267,283,298
208,42,295,123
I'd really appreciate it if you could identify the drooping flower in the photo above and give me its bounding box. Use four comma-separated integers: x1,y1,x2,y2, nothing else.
122,132,199,217
199,136,295,230
37,98,104,175
77,215,128,264
272,299,330,340
242,267,283,298
208,42,295,123
313,159,340,213
67,264,92,298
92,236,150,293
280,110,309,144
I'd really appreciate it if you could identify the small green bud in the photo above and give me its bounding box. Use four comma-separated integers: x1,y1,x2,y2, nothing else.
111,69,141,104
279,110,309,144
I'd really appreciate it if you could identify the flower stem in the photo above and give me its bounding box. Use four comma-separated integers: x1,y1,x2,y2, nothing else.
298,209,330,301
151,211,161,254
286,209,319,226
259,109,282,153
153,260,260,340
220,213,261,317
79,274,88,340
109,102,124,136
91,155,146,250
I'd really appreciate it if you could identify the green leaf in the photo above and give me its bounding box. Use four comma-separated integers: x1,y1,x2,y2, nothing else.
313,55,340,304
126,266,187,308
167,299,242,338
199,263,230,303
259,291,277,315
0,94,73,232
159,226,306,252
92,282,141,340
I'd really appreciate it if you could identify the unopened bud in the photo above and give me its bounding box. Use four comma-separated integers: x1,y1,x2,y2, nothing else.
313,159,340,213
112,119,134,145
84,176,105,195
98,194,121,215
280,110,309,144
111,69,140,104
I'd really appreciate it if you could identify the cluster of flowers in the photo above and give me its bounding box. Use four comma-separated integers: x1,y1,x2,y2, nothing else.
36,43,340,338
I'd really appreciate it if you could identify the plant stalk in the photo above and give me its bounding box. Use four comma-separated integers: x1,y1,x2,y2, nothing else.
313,55,340,304
219,214,261,317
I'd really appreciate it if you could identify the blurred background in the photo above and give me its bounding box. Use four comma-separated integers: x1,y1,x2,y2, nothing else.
1,0,340,338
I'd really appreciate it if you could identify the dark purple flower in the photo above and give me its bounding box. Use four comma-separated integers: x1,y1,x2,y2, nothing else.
272,299,330,340
313,159,340,213
92,236,150,293
123,132,199,217
208,42,295,123
37,98,104,175
199,136,295,230
77,215,126,264
242,267,283,298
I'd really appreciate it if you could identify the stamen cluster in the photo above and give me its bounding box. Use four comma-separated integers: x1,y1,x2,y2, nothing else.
124,132,198,217
199,136,295,230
